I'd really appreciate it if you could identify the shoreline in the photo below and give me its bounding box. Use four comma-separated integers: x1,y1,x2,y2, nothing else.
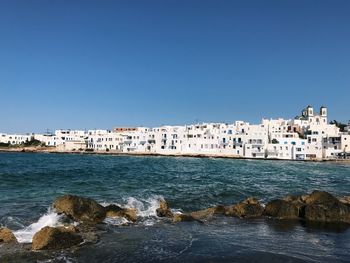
1,147,350,164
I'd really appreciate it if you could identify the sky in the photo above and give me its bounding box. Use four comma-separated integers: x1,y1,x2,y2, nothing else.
0,0,349,133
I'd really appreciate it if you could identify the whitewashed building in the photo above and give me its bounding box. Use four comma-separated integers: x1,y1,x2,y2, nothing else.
0,133,33,145
2,105,348,161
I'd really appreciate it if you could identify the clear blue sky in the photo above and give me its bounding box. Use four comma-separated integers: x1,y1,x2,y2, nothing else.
1,0,349,133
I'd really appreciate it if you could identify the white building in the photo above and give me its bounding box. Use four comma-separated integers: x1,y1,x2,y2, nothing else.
0,133,33,145
2,105,348,161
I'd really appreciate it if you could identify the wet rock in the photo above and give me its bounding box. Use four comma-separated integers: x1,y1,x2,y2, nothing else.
53,195,106,224
339,196,350,205
303,191,338,205
0,227,18,244
225,198,264,218
264,191,350,224
190,205,226,220
172,213,196,223
303,191,350,224
156,199,173,218
282,195,303,203
104,204,137,222
32,226,83,250
264,199,301,219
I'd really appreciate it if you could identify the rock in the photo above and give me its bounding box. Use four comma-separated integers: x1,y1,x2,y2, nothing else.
57,225,79,233
242,197,260,205
303,191,338,205
156,199,173,218
32,226,83,250
225,198,264,218
190,205,226,220
303,191,350,224
283,195,303,203
264,191,350,224
74,223,100,245
172,213,196,223
104,204,137,222
0,227,18,243
339,196,350,205
264,199,301,219
53,195,106,224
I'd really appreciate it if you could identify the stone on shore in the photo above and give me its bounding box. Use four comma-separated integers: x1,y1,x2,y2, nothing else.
264,191,350,224
190,205,226,220
172,213,196,223
0,227,18,244
264,199,301,219
225,198,264,218
156,199,174,218
104,204,138,222
32,226,83,250
53,195,106,224
303,191,350,224
339,196,350,205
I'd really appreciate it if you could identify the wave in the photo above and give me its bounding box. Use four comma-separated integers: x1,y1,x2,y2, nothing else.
102,196,162,218
13,208,63,243
11,196,164,242
102,196,163,226
124,196,162,218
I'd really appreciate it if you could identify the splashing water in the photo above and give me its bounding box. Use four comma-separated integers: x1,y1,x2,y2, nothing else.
124,196,162,218
13,208,63,243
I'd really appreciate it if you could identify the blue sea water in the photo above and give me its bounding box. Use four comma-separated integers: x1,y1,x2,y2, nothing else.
0,152,349,262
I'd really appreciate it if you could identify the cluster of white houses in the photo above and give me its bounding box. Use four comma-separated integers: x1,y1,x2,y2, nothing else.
1,106,350,160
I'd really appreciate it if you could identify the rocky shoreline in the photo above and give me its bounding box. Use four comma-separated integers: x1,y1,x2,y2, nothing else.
1,191,350,253
1,147,350,163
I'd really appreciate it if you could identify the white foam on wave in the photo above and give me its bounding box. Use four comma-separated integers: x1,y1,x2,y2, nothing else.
102,196,163,226
13,208,63,243
104,216,130,226
124,196,161,218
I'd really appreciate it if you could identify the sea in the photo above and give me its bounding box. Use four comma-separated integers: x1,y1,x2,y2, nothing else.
0,152,349,262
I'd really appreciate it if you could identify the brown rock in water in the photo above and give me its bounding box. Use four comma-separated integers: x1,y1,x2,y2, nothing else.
282,195,303,203
172,213,196,223
339,196,350,205
264,191,350,224
156,199,173,218
104,204,137,222
303,191,338,205
32,226,83,250
264,199,301,219
303,191,350,224
53,195,106,224
0,227,18,243
225,198,264,218
190,205,226,220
